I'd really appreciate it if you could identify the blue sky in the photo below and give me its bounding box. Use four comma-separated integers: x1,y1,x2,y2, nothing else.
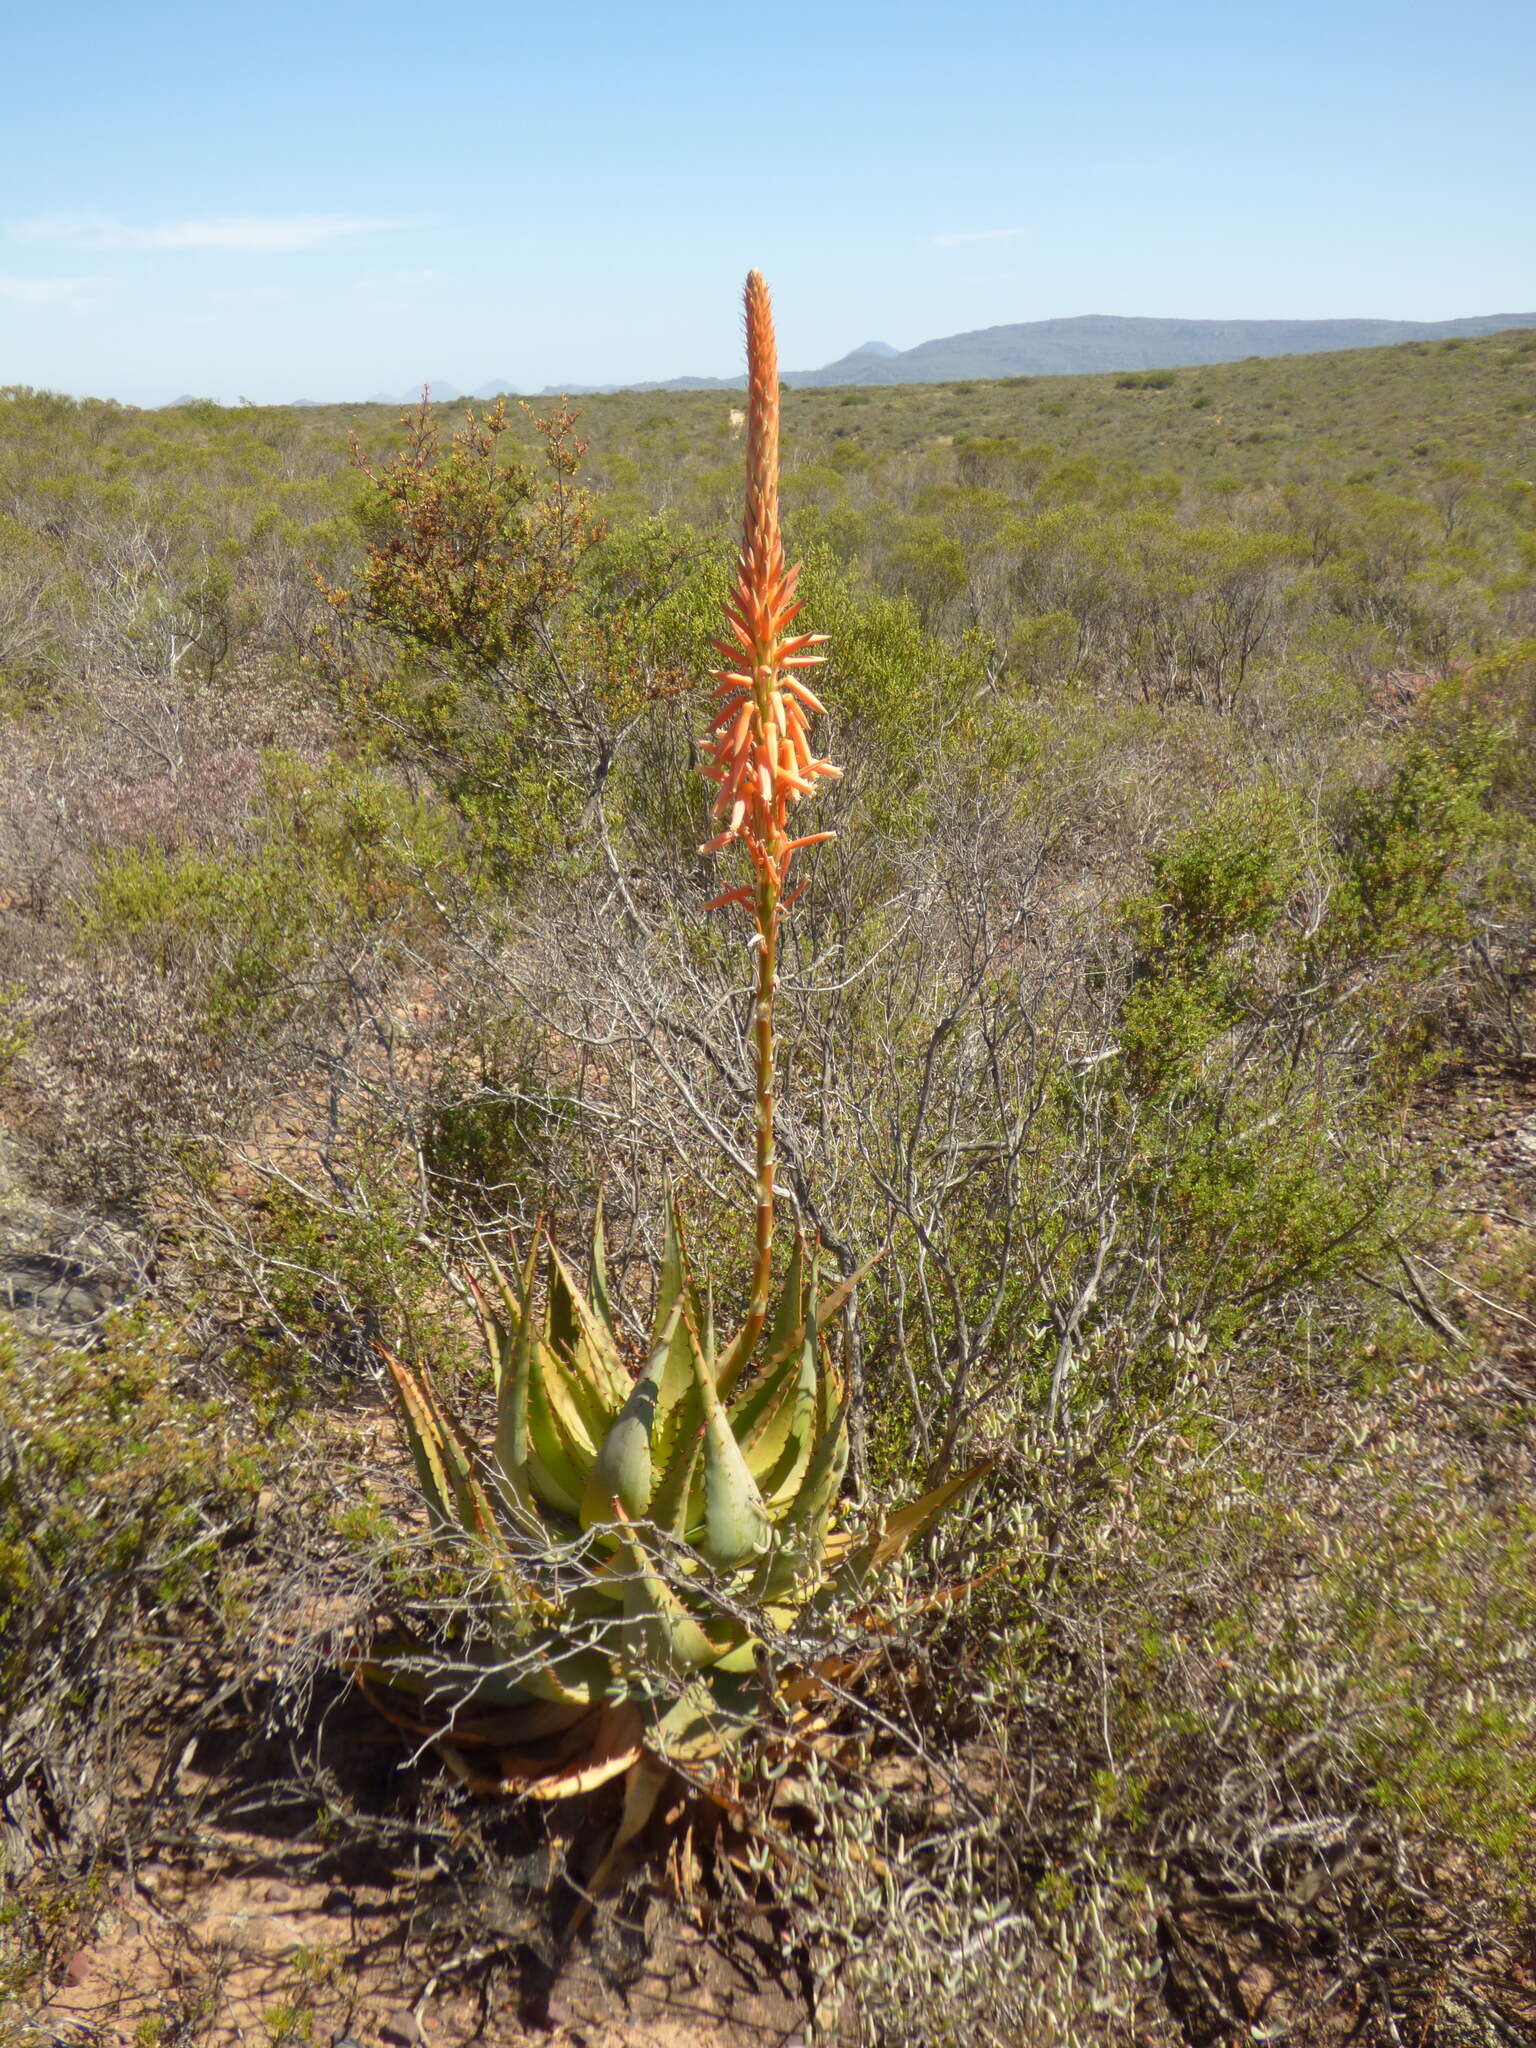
3,0,1534,404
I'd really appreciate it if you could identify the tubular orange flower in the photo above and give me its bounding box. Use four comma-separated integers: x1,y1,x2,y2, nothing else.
699,270,840,901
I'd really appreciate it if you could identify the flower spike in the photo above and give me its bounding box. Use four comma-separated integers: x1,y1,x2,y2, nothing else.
696,271,840,898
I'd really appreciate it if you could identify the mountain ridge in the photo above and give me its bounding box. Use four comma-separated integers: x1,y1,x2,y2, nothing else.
790,311,1536,387
357,310,1536,406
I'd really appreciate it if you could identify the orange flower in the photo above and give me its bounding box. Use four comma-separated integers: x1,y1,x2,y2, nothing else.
699,271,840,900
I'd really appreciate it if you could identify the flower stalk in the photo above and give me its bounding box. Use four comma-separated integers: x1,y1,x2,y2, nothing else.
700,271,841,1360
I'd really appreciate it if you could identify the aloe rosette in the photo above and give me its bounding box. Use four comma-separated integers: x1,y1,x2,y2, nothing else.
374,1205,977,1807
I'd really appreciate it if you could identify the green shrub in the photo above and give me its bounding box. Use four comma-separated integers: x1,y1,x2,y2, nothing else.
79,754,464,1032
0,1318,261,1831
1120,786,1304,1088
1320,734,1489,974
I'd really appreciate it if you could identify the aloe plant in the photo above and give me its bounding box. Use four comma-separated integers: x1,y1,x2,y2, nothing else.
366,274,984,1875
375,1207,978,1813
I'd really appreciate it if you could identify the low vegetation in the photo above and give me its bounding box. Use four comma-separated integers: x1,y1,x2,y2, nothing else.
1,306,1533,2045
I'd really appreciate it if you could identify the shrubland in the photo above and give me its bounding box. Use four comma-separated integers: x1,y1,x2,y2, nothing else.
0,325,1534,2045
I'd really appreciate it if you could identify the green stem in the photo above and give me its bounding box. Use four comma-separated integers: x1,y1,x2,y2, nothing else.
744,859,779,1359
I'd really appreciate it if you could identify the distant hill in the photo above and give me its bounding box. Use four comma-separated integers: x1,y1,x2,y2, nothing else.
783,312,1536,386
356,312,1536,407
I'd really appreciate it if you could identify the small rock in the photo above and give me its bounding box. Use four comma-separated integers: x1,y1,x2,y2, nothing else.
380,2014,424,2048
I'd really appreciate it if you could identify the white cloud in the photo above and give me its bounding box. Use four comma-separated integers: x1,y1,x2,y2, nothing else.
931,227,1028,248
14,212,416,254
0,273,94,308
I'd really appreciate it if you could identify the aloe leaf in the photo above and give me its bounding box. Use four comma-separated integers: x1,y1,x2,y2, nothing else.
715,1229,807,1407
518,1699,647,1801
815,1340,845,1436
815,1249,882,1330
442,1710,604,1788
379,1348,455,1532
461,1696,594,1744
395,1354,485,1537
581,1750,673,1896
710,1632,764,1676
731,1318,811,1480
381,1348,532,1615
547,1241,581,1364
756,1330,819,1509
769,1230,806,1357
532,1334,601,1466
508,1643,620,1708
652,1263,697,1432
783,1398,850,1531
648,1398,703,1540
383,1645,607,1721
647,1682,736,1765
683,1305,772,1570
579,1297,683,1529
712,1323,753,1406
356,1651,549,1718
481,1232,535,1351
753,1528,826,1610
524,1350,589,1517
652,1199,686,1350
616,1527,734,1676
546,1241,627,1413
564,1564,636,1629
590,1195,616,1343
463,1267,509,1388
523,1454,582,1520
823,1460,991,1605
491,1238,539,1495
867,1460,991,1571
419,1394,523,1583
